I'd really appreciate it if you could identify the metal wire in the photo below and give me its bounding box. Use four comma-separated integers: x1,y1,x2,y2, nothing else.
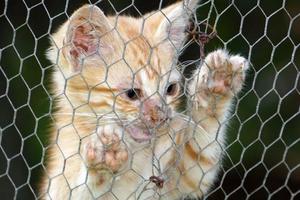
0,0,299,200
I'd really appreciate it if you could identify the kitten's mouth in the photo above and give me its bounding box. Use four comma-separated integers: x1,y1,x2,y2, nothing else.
126,125,153,143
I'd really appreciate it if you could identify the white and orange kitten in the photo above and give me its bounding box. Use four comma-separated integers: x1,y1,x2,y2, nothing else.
40,0,248,199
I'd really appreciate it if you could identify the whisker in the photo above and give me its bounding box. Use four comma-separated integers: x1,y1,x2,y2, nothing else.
173,113,193,122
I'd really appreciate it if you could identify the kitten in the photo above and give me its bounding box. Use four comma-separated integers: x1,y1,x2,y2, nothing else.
40,0,248,199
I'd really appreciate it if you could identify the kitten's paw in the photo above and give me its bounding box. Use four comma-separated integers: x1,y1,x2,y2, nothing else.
83,126,128,173
198,49,248,95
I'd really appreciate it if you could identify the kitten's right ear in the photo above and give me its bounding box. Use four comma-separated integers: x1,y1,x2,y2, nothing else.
151,0,200,52
63,5,116,72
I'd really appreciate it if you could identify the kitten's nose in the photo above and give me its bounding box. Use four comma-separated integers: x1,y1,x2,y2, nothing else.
141,99,168,128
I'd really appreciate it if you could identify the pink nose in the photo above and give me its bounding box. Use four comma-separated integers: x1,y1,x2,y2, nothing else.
141,99,167,127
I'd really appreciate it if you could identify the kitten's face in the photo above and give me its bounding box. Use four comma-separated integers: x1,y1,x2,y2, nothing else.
49,4,188,142
72,35,182,142
106,41,183,142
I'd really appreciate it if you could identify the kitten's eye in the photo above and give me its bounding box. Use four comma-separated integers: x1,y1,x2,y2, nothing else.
125,89,141,100
166,83,179,96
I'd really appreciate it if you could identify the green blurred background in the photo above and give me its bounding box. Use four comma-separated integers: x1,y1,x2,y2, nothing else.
0,0,299,199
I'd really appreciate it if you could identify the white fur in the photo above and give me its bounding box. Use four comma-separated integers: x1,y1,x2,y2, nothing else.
41,1,251,199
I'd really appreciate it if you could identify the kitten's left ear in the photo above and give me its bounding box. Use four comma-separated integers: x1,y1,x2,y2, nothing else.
154,0,199,51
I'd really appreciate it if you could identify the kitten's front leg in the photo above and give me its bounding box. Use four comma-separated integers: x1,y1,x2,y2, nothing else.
189,49,248,136
79,125,128,198
179,49,248,196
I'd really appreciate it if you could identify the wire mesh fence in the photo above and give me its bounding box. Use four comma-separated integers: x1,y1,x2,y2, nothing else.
0,0,299,199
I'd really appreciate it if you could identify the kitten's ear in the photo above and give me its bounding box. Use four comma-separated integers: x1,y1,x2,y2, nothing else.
63,5,116,71
154,0,199,51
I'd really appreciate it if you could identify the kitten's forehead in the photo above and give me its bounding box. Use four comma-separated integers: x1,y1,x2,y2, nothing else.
113,16,175,72
104,16,181,91
122,63,178,98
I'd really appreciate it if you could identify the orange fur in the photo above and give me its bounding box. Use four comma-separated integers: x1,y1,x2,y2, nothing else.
40,1,248,199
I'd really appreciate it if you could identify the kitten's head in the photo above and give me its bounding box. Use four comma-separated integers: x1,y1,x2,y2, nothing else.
48,2,193,142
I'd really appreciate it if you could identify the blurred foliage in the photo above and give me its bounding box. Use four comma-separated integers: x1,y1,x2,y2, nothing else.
0,0,299,199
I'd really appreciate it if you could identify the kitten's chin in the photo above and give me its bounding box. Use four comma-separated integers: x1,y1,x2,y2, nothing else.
126,126,152,143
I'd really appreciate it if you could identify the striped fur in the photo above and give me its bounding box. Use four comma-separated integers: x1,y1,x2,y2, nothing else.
40,1,248,199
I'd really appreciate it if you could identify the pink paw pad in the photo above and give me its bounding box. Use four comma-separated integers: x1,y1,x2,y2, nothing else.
204,49,248,95
83,127,129,173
